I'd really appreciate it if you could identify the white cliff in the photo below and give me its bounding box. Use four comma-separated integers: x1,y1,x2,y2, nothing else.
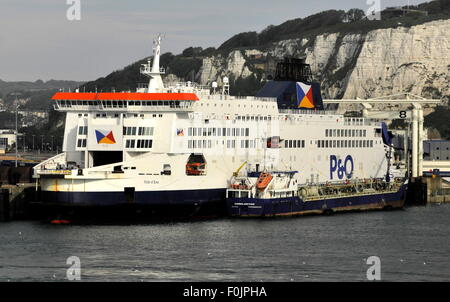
343,19,450,99
192,19,450,100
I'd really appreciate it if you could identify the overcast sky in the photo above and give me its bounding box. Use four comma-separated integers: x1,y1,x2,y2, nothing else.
0,0,425,82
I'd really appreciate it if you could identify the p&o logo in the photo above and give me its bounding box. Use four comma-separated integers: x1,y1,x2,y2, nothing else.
95,130,116,144
330,155,354,180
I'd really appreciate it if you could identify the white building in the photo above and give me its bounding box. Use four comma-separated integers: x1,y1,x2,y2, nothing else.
0,129,18,151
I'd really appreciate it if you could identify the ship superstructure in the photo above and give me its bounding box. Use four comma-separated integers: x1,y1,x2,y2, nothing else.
33,36,395,217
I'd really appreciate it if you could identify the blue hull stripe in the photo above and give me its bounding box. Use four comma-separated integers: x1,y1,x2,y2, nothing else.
42,188,226,207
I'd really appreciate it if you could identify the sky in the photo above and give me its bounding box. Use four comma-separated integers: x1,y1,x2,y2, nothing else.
0,0,426,82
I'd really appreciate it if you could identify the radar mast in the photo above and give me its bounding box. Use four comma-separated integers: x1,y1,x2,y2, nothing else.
140,35,165,92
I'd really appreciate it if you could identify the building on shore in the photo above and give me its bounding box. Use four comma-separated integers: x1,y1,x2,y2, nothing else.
0,129,18,153
424,140,450,161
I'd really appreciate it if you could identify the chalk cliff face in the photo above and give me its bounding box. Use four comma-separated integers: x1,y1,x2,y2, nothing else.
193,19,450,100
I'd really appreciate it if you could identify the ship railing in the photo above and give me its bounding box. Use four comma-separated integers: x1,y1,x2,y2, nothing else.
279,109,337,115
140,66,165,74
343,118,379,126
203,95,277,102
298,177,404,200
164,82,211,92
33,153,68,177
137,83,148,89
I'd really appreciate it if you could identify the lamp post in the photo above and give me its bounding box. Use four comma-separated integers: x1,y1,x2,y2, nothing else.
32,135,35,153
11,92,21,167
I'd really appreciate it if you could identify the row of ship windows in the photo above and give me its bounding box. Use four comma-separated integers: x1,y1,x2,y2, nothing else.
125,139,153,149
318,140,374,148
284,140,306,148
123,127,154,136
78,126,154,135
188,140,256,149
78,113,163,118
343,118,365,126
236,116,271,121
188,127,250,137
78,126,155,136
187,139,372,149
76,138,153,149
62,100,186,108
199,103,273,110
189,114,272,121
325,129,367,138
77,138,374,150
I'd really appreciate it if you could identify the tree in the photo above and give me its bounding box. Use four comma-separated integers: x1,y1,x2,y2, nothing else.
346,8,366,22
200,47,216,57
218,32,258,50
259,25,277,44
160,52,175,67
182,47,203,57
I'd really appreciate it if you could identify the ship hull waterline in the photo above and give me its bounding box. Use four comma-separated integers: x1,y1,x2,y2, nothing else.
36,188,228,221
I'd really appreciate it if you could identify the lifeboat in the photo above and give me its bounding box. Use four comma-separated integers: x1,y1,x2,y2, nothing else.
186,154,207,176
186,163,206,175
256,172,273,191
50,219,71,224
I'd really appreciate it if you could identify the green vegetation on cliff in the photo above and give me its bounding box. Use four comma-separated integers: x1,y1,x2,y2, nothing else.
218,0,450,51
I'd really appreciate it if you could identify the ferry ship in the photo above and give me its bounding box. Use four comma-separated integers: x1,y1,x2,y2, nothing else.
33,36,404,218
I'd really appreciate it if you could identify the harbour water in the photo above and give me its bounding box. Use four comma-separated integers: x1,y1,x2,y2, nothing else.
0,204,449,282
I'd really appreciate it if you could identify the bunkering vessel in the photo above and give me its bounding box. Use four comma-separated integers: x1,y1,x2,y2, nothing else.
226,171,407,217
33,36,405,219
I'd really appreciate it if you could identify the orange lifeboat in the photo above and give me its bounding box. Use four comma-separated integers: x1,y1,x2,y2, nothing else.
50,219,71,225
256,172,273,191
186,163,206,175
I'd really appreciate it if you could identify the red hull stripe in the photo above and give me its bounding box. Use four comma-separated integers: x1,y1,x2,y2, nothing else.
51,92,199,101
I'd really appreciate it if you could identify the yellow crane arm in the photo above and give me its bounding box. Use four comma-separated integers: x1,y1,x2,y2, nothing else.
233,161,248,177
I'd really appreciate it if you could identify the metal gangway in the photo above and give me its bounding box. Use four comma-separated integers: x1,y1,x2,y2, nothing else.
323,93,444,178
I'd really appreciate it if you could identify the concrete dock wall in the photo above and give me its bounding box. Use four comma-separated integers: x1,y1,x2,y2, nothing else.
0,184,37,222
0,189,10,222
406,176,450,205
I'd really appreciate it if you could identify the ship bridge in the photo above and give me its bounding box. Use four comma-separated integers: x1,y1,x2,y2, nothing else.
52,92,199,112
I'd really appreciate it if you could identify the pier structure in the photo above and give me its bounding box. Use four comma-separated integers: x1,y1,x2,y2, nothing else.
323,93,443,178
